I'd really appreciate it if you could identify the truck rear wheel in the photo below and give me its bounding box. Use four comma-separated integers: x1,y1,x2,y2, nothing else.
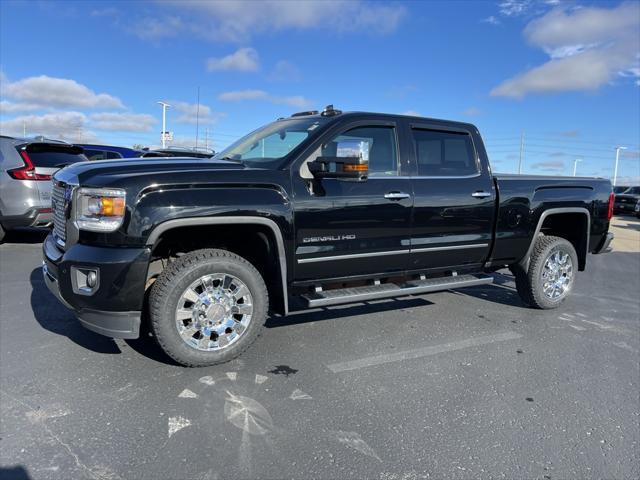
511,235,578,309
149,249,268,367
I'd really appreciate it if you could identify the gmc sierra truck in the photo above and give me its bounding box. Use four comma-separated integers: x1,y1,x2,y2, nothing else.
43,106,614,366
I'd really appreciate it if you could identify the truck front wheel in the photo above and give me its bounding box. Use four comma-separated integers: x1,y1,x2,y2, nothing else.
511,235,578,309
149,249,268,367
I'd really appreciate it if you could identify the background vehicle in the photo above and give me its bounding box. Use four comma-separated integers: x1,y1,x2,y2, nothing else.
43,108,613,366
77,144,143,160
635,200,640,218
140,146,215,158
613,186,640,214
0,136,87,242
613,185,630,194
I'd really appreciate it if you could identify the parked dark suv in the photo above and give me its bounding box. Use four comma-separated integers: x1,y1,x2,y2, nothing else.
0,136,87,242
613,186,640,215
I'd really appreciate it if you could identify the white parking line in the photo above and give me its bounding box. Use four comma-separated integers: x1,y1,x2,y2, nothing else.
326,331,523,373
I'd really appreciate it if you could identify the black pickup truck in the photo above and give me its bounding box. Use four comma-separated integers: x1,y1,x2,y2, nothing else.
43,106,614,366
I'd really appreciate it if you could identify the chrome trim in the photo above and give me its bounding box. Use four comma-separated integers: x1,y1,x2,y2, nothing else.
411,243,489,254
297,243,490,263
297,249,410,264
384,192,410,200
471,191,492,198
146,216,289,314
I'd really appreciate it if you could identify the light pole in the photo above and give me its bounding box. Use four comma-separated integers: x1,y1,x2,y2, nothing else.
613,146,627,186
157,101,171,148
572,158,582,177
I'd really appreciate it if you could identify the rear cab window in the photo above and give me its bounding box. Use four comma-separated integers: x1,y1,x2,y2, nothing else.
411,128,478,177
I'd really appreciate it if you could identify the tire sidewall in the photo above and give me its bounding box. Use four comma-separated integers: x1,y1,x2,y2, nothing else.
151,252,267,366
529,238,578,309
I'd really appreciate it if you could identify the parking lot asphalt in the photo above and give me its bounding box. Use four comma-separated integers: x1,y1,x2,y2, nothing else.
1,218,639,480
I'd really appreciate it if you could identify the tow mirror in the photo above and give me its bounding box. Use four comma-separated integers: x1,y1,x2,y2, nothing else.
308,139,369,181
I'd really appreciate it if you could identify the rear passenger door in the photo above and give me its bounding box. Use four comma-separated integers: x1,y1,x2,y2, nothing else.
407,123,495,271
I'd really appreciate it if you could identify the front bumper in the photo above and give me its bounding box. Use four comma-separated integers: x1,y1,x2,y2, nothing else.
593,232,614,254
42,234,150,339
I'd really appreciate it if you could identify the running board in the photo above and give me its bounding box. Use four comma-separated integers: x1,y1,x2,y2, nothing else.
301,274,494,308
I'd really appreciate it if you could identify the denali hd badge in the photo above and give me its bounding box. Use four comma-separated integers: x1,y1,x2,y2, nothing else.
303,234,356,243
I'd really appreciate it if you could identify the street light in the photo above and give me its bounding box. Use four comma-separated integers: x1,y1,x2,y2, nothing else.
573,158,582,177
157,101,171,149
613,146,627,186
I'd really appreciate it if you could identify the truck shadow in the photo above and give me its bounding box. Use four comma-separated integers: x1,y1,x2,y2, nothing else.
266,297,435,328
29,267,122,354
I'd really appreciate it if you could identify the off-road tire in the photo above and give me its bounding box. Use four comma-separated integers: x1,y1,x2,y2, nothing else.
0,224,5,243
511,235,578,309
149,248,268,367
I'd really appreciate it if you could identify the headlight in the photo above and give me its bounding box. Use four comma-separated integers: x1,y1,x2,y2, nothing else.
75,187,126,232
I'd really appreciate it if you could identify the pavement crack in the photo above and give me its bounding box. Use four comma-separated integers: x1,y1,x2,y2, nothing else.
0,390,110,480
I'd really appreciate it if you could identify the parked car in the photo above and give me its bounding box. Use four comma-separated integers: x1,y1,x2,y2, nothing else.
43,107,613,366
77,144,143,160
613,186,640,214
0,136,87,242
635,199,640,219
613,185,630,194
140,146,215,159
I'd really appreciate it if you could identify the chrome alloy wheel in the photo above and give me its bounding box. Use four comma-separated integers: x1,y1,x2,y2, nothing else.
175,273,253,351
541,250,573,300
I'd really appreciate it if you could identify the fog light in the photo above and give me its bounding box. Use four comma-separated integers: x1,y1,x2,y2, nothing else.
87,271,97,288
71,266,100,295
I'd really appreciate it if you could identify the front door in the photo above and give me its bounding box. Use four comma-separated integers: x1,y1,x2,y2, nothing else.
407,124,495,271
292,123,413,283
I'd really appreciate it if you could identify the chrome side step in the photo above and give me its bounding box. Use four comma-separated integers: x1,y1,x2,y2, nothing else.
301,274,494,308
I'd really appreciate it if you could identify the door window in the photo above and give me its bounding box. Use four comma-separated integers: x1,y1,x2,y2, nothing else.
412,129,478,177
322,126,398,177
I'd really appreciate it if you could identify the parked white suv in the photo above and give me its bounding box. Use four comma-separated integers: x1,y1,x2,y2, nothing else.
0,136,87,242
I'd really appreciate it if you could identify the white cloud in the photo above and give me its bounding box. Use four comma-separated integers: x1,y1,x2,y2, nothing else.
481,16,501,25
462,107,482,116
171,101,225,125
492,3,640,97
499,0,532,17
0,111,99,143
1,75,123,109
530,160,565,171
268,60,302,82
0,101,43,114
218,89,313,108
206,47,260,72
89,112,156,132
135,0,405,42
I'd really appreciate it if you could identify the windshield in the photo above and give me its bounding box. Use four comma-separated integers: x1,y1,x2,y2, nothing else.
622,186,640,195
214,117,330,168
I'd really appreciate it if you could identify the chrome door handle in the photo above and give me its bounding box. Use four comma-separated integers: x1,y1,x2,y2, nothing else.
471,191,491,198
384,191,410,200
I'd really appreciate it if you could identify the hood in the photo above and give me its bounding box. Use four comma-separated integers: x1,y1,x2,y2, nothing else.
54,157,246,187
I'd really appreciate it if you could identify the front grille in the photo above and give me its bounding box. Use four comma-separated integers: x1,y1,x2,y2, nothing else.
52,183,68,245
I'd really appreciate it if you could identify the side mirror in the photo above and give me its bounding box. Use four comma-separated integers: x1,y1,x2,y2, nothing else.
308,139,369,181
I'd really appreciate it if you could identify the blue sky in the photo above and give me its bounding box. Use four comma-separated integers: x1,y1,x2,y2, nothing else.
1,0,639,182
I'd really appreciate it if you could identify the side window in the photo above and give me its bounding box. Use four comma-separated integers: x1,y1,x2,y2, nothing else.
412,129,478,177
84,149,107,161
106,151,123,160
322,126,398,177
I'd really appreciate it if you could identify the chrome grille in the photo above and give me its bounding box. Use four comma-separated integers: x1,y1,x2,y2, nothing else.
52,183,67,245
